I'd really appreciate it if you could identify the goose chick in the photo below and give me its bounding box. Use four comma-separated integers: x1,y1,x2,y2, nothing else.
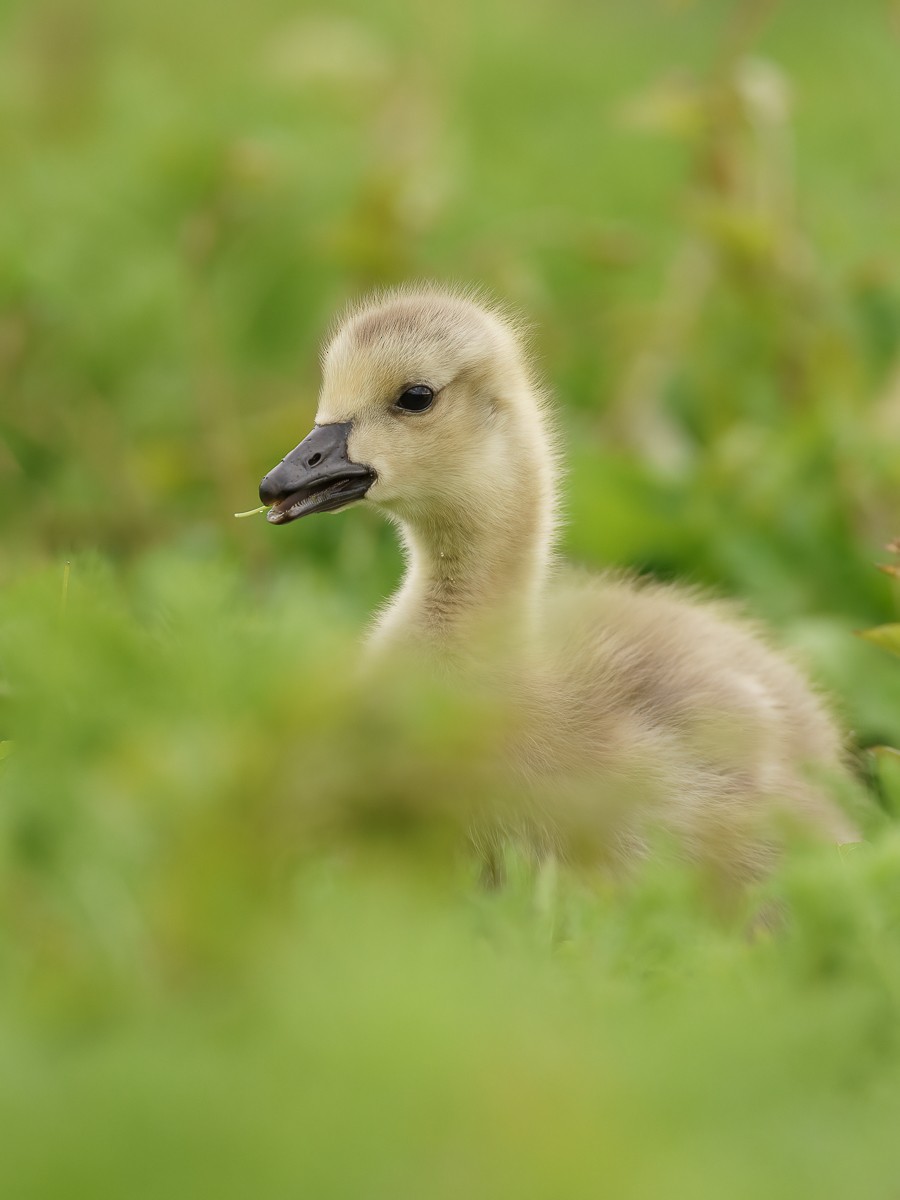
259,286,858,883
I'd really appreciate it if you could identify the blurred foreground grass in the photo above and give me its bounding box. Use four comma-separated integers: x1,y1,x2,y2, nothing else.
3,0,900,1194
2,557,900,1199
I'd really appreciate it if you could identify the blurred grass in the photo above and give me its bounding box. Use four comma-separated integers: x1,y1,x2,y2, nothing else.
3,0,900,1194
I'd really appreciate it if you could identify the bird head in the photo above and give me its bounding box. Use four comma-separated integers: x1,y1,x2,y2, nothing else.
259,287,545,529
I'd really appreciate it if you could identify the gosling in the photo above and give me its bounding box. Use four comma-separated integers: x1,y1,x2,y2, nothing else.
258,286,858,885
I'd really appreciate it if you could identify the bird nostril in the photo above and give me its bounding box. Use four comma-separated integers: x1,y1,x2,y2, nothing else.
308,452,322,467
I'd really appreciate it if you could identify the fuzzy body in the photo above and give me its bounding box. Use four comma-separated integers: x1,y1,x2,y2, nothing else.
310,285,858,880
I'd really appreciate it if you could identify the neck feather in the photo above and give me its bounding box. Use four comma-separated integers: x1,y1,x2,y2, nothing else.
372,401,557,655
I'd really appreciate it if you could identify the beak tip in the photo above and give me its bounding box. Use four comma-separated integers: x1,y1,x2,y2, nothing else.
258,474,278,505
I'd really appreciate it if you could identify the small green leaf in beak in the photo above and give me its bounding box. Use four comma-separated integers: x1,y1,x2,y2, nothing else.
234,505,271,519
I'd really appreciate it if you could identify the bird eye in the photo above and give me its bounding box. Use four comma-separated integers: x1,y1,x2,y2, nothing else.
395,384,435,413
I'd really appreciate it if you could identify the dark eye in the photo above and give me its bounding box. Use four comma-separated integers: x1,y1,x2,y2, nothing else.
395,384,435,413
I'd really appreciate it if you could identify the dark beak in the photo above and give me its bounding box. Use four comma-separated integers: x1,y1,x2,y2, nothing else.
259,421,376,525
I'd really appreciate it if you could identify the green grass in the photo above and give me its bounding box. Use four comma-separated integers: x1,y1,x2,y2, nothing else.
2,0,900,1194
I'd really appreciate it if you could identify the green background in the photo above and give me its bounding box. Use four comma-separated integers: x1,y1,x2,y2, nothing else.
2,1,900,1195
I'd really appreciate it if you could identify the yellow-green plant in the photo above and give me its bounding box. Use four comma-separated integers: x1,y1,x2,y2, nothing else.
858,542,900,812
863,540,900,659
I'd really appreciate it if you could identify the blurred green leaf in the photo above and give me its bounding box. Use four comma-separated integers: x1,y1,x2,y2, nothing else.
857,624,900,657
870,744,900,761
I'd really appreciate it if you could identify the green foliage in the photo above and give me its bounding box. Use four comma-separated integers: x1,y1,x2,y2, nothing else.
2,0,900,1195
0,559,899,1198
859,623,900,657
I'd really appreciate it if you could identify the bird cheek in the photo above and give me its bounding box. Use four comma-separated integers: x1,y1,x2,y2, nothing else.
346,431,389,494
345,424,377,468
364,473,390,504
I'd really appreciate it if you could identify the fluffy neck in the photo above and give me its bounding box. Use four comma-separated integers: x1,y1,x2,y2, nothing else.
372,401,557,657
